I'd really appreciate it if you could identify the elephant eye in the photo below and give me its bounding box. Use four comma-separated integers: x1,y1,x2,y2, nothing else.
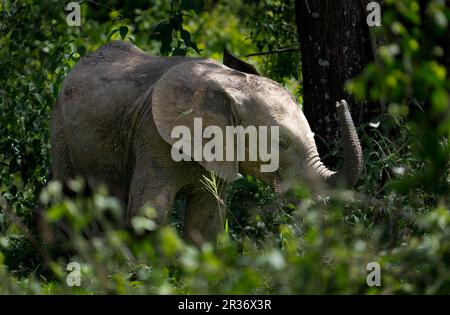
278,138,289,151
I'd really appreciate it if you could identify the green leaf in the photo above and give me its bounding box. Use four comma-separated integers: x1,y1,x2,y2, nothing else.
431,89,449,114
169,13,183,31
149,21,175,55
119,26,128,40
107,29,119,40
149,21,172,41
180,29,192,46
131,216,157,235
47,205,66,222
181,29,200,54
77,46,86,57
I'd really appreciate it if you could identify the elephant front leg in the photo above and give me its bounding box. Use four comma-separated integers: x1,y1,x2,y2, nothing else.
127,162,178,226
183,182,227,246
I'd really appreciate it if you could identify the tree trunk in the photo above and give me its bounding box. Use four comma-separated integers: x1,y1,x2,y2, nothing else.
295,0,379,164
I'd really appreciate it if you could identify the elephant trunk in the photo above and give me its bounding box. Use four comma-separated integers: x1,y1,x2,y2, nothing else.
305,100,363,188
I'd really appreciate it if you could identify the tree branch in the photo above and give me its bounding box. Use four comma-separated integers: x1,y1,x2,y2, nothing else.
245,47,299,57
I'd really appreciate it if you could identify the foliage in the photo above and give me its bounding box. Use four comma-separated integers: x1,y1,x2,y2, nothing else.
346,0,450,196
148,0,203,56
0,0,449,295
241,0,300,84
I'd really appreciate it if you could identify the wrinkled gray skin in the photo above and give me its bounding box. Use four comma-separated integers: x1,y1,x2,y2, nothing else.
51,41,362,245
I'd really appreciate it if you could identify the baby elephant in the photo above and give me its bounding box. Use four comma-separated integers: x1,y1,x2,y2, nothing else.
50,41,362,245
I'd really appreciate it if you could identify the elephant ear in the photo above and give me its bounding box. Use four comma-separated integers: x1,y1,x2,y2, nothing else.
152,61,242,182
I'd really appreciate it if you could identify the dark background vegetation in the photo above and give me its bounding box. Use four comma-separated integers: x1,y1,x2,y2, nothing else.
0,0,449,294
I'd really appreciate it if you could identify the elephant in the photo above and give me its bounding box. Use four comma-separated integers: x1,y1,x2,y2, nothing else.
50,40,362,245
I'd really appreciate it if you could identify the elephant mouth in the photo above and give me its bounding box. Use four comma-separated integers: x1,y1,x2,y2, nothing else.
238,162,282,194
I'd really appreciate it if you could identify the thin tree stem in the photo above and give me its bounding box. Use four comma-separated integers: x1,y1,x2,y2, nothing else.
245,47,299,57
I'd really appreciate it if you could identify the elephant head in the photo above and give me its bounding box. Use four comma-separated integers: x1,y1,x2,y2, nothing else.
152,59,362,192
